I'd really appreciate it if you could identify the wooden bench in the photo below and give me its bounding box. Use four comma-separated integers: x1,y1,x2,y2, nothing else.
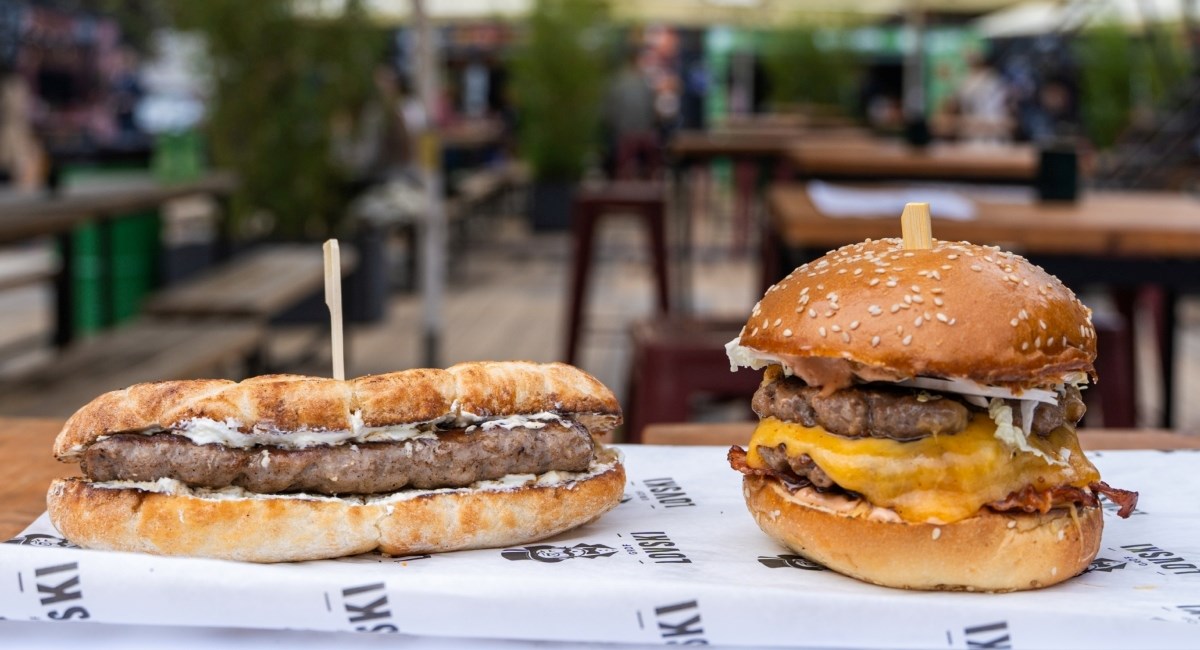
0,320,263,418
143,244,357,320
141,243,358,371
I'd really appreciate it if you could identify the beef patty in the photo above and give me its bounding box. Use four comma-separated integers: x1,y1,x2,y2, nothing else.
81,421,595,495
753,375,1085,440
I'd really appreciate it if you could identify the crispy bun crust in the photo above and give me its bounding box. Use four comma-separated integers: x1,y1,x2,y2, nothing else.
743,475,1101,592
47,457,625,563
737,239,1096,387
55,361,621,459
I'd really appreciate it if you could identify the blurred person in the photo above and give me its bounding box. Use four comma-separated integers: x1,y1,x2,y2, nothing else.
0,67,45,190
601,48,658,179
954,53,1012,143
332,63,417,187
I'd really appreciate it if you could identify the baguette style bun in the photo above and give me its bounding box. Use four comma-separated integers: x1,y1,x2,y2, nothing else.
743,475,1101,592
48,450,625,563
55,361,621,459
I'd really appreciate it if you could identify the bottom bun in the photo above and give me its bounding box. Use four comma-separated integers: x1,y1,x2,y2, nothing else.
743,475,1101,592
48,451,625,563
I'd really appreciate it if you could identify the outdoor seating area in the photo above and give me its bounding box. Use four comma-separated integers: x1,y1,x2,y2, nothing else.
3,1,1200,647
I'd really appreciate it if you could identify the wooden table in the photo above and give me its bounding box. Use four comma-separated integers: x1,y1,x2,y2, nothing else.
787,140,1038,182
766,183,1200,427
0,172,238,346
7,417,1197,541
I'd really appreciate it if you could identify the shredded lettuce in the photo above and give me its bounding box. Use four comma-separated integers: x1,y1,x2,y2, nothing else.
898,376,1059,405
988,398,1065,467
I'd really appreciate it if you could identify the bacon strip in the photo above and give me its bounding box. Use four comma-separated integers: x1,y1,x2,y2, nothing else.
989,484,1099,514
1092,481,1139,518
728,446,776,478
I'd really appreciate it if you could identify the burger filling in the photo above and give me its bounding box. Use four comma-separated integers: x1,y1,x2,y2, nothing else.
78,415,599,496
732,370,1137,524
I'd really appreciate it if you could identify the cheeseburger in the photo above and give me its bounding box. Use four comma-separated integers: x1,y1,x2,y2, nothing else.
48,361,624,562
726,236,1137,592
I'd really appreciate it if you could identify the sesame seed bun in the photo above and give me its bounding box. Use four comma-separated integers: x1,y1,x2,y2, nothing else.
736,238,1096,387
743,475,1102,592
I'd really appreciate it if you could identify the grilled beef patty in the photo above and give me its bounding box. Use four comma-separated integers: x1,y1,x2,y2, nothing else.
81,421,595,495
753,375,1085,440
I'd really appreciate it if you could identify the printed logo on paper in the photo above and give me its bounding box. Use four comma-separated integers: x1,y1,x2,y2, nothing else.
329,582,399,633
501,543,618,563
1119,543,1200,576
961,621,1011,649
618,531,693,565
757,554,827,571
1084,557,1128,573
626,476,696,510
336,552,433,565
638,599,707,645
22,561,90,621
4,533,77,548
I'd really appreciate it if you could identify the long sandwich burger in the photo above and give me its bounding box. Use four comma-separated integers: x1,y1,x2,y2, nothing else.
726,220,1137,591
49,361,624,562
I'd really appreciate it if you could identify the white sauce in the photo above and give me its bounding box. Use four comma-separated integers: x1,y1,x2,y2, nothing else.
100,411,571,450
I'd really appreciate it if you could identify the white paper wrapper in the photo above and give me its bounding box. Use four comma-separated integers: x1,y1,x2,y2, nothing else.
3,445,1199,649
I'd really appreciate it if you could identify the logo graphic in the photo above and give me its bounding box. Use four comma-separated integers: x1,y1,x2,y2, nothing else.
653,600,707,644
963,621,1010,649
501,543,618,563
1086,557,1128,573
758,554,827,571
4,533,77,548
1121,543,1200,575
335,582,398,633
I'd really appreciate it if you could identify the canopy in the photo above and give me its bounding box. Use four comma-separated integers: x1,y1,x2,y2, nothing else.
976,0,1189,38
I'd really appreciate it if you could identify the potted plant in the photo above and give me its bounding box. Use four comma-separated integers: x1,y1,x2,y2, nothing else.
511,0,609,231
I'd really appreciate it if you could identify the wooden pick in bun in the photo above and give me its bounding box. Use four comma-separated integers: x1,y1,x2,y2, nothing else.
48,361,625,562
727,205,1137,592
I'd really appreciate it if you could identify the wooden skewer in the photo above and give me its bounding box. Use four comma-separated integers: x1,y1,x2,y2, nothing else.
323,239,345,381
901,202,933,250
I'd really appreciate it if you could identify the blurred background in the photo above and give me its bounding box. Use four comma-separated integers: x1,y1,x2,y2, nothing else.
1,0,1199,440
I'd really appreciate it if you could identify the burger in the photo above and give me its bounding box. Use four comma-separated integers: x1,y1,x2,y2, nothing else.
725,237,1138,592
48,361,624,562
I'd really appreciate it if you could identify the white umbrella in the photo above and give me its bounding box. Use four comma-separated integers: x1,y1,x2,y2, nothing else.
976,0,1188,38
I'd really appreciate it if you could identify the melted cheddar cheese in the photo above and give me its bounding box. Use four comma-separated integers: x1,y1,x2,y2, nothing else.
746,414,1099,524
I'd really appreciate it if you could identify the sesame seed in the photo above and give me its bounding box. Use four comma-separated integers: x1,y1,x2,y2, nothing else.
912,295,925,304
1062,336,1068,347
914,317,924,327
818,327,827,337
947,254,958,260
816,284,824,290
1010,318,1019,327
903,252,914,257
831,325,842,332
1039,320,1047,330
837,268,847,274
850,320,860,330
853,268,863,276
934,297,944,306
871,336,881,347
868,305,882,316
911,285,921,293
841,332,851,343
936,313,949,323
824,310,834,317
930,287,944,294
827,292,839,302
869,278,880,286
1035,337,1042,348
890,304,901,313
970,264,982,272
902,335,913,346
1021,342,1029,351
751,327,759,336
932,528,941,540
808,309,817,318
800,287,809,295
774,318,782,327
948,318,956,325
874,268,886,274
1020,309,1029,320
762,319,769,329
904,295,912,305
885,279,898,288
932,270,943,279
783,329,793,337
896,325,904,335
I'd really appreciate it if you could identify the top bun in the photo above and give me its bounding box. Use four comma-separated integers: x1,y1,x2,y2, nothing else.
736,239,1096,387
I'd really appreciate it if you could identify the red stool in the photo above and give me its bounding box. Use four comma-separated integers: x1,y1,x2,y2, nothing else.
1089,310,1137,427
625,317,762,443
564,181,670,365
